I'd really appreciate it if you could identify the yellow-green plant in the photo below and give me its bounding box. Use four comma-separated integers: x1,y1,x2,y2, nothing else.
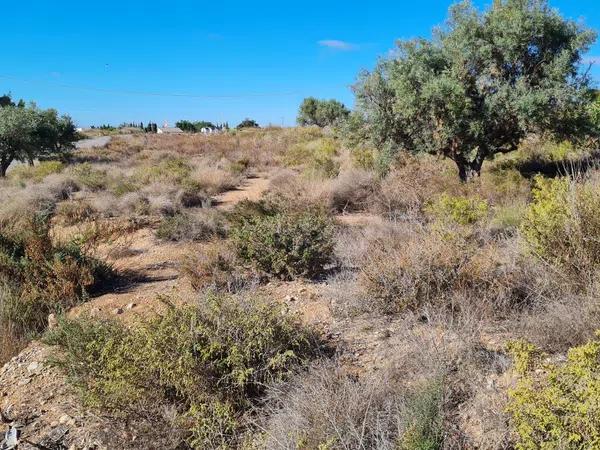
520,176,570,259
45,295,320,449
507,334,600,449
521,176,600,275
284,138,340,178
427,194,489,225
9,160,64,182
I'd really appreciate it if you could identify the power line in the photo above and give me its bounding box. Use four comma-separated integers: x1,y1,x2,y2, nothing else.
0,74,331,99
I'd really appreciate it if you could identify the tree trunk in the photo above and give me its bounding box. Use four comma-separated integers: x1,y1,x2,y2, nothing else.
0,161,9,178
454,154,484,182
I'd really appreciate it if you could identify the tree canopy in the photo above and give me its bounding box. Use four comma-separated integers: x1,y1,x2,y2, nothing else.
297,97,350,127
353,0,597,180
0,96,77,177
175,120,218,132
236,118,260,129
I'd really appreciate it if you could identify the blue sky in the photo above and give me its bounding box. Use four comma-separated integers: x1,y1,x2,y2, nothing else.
2,0,600,127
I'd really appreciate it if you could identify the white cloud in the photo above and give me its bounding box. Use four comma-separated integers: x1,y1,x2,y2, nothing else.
318,40,358,51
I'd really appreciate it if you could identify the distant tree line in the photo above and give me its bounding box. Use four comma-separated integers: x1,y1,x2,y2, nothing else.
175,120,230,133
0,93,77,177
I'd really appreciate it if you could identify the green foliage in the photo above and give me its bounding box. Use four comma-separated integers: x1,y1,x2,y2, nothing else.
9,160,65,182
0,101,76,177
353,0,597,180
133,157,192,185
351,146,376,170
521,176,571,259
71,162,109,191
427,193,489,225
507,334,600,449
297,97,350,127
236,118,260,129
398,380,445,450
520,176,600,276
285,138,340,178
175,120,217,132
232,210,335,280
45,294,319,448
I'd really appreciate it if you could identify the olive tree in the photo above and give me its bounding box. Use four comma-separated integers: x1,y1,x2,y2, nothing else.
353,0,596,181
297,97,350,127
0,102,76,177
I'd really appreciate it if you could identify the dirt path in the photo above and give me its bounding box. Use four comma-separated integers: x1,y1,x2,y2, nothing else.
214,175,270,210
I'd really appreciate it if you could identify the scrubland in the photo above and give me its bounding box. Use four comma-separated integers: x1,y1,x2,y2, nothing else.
2,127,600,448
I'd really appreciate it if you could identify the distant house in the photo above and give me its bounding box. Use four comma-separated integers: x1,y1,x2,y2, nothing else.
200,127,221,135
157,126,184,134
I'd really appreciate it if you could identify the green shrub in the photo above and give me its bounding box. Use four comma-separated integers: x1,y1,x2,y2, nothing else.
426,194,489,225
351,146,376,170
71,163,108,191
134,157,192,185
232,210,335,280
521,176,570,260
507,334,600,449
9,160,65,182
45,294,320,448
521,176,600,275
284,138,340,178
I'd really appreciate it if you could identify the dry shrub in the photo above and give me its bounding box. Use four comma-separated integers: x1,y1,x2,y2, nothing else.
353,222,548,316
55,200,97,225
516,289,600,353
375,156,462,219
191,165,242,195
328,168,378,213
181,241,258,293
8,160,65,182
156,210,227,242
0,215,110,358
259,363,444,450
266,169,329,212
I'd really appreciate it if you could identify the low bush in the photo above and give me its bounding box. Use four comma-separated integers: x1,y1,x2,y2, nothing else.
232,210,335,280
45,294,321,448
260,363,444,449
356,224,540,315
426,194,489,226
156,211,227,242
521,175,600,279
0,213,109,363
9,160,65,182
285,138,340,178
71,163,109,191
507,334,600,448
328,169,378,213
181,241,258,293
134,157,192,186
55,200,97,225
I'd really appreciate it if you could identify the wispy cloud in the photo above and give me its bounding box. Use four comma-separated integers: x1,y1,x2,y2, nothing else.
583,56,600,65
318,40,359,51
